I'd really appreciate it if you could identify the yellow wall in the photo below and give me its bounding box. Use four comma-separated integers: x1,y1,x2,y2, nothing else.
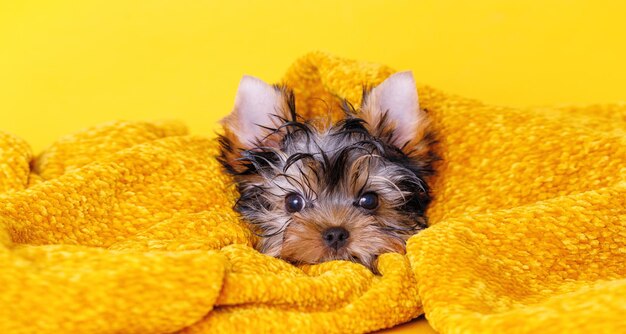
1,0,625,151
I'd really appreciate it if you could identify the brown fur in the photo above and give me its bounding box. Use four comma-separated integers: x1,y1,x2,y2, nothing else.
218,73,437,271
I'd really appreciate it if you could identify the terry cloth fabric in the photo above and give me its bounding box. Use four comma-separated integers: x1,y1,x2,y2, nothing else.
1,52,625,333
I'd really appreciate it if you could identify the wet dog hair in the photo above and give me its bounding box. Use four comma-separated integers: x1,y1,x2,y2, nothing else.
218,72,438,271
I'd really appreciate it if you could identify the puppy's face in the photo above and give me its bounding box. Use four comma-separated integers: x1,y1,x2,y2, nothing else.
219,72,436,270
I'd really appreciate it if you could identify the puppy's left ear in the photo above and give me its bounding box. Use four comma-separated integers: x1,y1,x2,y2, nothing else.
360,71,431,157
219,75,294,173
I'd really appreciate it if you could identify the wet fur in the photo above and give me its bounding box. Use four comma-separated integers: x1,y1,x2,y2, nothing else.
219,77,437,271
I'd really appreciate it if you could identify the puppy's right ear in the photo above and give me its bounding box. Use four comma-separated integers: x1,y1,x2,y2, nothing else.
219,75,293,173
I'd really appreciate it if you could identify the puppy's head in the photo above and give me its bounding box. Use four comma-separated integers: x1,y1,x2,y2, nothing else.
219,72,437,270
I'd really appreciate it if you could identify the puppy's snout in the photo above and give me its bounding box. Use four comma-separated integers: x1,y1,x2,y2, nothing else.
322,227,349,250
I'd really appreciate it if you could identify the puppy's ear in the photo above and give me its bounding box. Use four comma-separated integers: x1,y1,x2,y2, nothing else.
222,75,294,148
360,71,431,158
219,75,294,172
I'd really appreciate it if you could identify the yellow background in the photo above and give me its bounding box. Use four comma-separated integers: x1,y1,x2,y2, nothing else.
1,0,625,152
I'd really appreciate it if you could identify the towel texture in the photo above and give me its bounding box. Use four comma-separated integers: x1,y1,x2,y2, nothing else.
1,52,624,333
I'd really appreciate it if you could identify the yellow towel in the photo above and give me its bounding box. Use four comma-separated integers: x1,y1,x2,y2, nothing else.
1,52,624,333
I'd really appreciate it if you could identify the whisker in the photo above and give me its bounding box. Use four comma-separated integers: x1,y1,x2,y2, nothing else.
255,217,293,238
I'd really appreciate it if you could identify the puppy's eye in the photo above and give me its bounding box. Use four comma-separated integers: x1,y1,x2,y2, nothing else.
357,192,379,210
285,193,305,213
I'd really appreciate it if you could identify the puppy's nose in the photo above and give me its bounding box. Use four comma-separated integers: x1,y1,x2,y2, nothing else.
322,227,350,250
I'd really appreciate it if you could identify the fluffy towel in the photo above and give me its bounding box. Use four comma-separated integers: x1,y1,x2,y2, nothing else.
1,52,624,333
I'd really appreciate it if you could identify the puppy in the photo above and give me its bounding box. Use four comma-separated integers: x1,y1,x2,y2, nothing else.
218,72,437,271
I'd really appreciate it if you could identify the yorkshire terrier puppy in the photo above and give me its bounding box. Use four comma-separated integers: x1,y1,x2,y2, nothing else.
218,72,437,271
